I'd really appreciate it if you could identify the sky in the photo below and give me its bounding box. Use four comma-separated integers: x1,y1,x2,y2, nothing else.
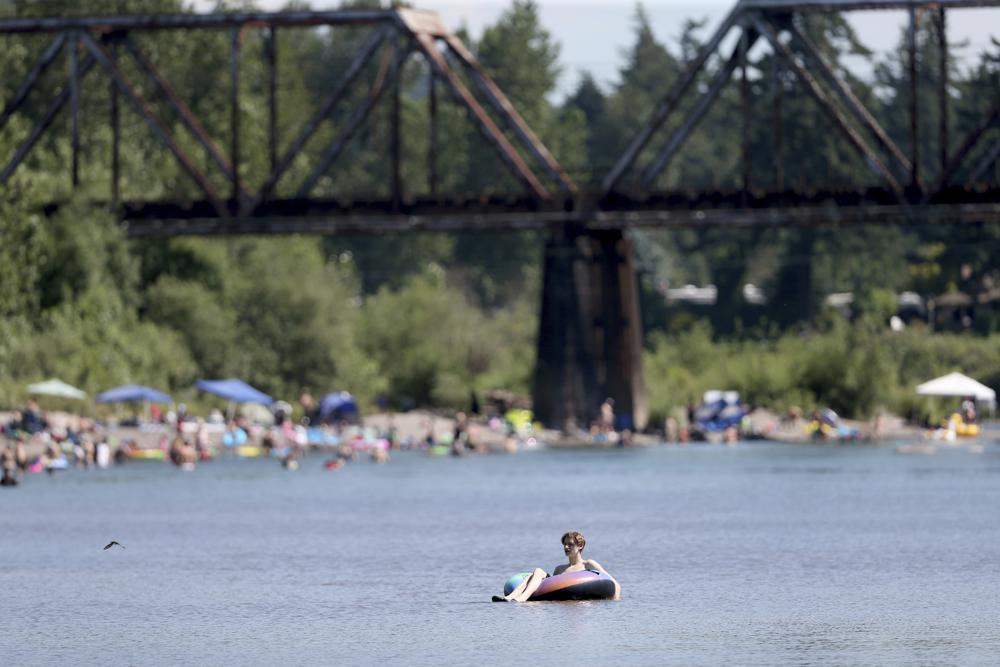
193,1,999,99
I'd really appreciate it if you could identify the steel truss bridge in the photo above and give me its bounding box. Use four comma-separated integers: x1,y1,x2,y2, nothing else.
1,0,998,428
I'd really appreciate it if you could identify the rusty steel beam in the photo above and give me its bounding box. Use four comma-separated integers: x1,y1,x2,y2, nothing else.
641,31,759,188
0,53,95,185
295,47,396,198
937,8,949,175
754,15,904,196
2,5,997,38
68,31,80,187
117,200,1000,237
741,0,999,9
412,32,549,198
0,11,395,34
110,39,119,204
604,6,741,193
266,26,277,173
125,210,573,236
908,7,920,189
787,20,913,178
122,35,242,192
230,26,241,203
931,98,1000,191
428,69,438,196
589,201,1000,228
79,31,227,216
0,32,67,131
257,26,388,200
772,51,785,189
969,139,1000,183
390,37,403,208
740,26,752,197
443,34,577,194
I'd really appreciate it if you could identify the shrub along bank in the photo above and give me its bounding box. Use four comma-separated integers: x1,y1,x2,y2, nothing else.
644,320,1000,427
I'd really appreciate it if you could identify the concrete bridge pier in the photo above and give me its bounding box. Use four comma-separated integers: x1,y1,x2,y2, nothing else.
533,228,648,433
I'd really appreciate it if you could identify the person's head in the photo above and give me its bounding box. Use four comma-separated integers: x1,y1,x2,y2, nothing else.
561,531,586,558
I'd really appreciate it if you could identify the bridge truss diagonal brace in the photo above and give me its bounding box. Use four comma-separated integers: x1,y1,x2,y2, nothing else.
640,26,760,188
295,42,403,198
79,31,227,216
120,33,248,200
970,137,1000,183
441,34,577,194
0,47,95,186
256,25,389,203
602,6,741,194
0,32,67,131
785,20,914,181
752,14,904,198
409,31,550,199
931,98,1000,195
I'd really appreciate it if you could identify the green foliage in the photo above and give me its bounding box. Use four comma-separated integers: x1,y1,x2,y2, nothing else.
358,268,536,408
0,196,43,319
645,321,1000,421
0,284,196,407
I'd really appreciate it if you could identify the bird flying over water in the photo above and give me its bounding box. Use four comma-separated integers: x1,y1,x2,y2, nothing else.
103,541,125,550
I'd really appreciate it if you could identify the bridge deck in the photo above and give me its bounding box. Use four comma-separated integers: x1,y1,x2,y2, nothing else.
106,187,1000,236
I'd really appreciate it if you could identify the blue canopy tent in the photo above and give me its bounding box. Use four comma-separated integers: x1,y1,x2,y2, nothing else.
96,384,172,404
320,392,359,421
195,379,273,405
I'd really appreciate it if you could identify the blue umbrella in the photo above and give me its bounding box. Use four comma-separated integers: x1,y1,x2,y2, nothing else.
95,384,172,404
320,391,358,418
196,379,273,405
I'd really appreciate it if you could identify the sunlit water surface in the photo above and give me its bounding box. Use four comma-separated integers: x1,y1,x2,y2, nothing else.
2,441,1000,666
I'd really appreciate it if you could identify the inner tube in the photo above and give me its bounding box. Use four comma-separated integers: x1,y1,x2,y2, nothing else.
502,570,616,601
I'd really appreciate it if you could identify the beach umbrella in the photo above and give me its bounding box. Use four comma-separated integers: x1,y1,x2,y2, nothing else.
95,384,172,404
195,379,273,405
916,372,996,404
320,391,358,419
27,378,86,400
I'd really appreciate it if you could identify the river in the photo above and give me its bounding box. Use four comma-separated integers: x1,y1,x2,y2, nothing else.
2,441,999,665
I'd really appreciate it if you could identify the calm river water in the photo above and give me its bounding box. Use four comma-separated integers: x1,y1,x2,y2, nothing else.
2,441,999,666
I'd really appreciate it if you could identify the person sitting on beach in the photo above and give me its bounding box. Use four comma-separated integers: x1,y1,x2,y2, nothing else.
961,397,977,424
493,531,620,602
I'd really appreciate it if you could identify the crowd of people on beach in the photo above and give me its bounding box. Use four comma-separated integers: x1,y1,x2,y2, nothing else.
0,389,542,488
3,382,990,488
1,402,121,486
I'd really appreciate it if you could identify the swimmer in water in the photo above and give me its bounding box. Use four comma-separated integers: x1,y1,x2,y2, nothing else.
493,531,620,602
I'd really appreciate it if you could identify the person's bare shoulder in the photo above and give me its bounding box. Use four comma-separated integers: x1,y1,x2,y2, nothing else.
584,559,606,572
552,564,567,575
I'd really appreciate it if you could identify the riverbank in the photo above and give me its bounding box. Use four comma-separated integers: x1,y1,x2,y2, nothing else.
4,409,996,459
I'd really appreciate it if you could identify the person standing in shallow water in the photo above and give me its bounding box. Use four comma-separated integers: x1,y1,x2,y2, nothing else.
493,531,620,602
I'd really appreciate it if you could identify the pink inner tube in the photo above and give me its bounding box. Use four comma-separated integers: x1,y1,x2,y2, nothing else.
529,570,616,601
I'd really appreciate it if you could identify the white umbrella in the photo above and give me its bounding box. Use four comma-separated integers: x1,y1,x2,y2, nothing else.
27,378,87,400
915,372,995,404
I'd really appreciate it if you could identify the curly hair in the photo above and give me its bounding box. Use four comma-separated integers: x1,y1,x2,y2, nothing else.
561,531,586,551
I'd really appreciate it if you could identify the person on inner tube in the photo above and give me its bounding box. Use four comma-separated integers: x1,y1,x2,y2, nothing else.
494,531,620,602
